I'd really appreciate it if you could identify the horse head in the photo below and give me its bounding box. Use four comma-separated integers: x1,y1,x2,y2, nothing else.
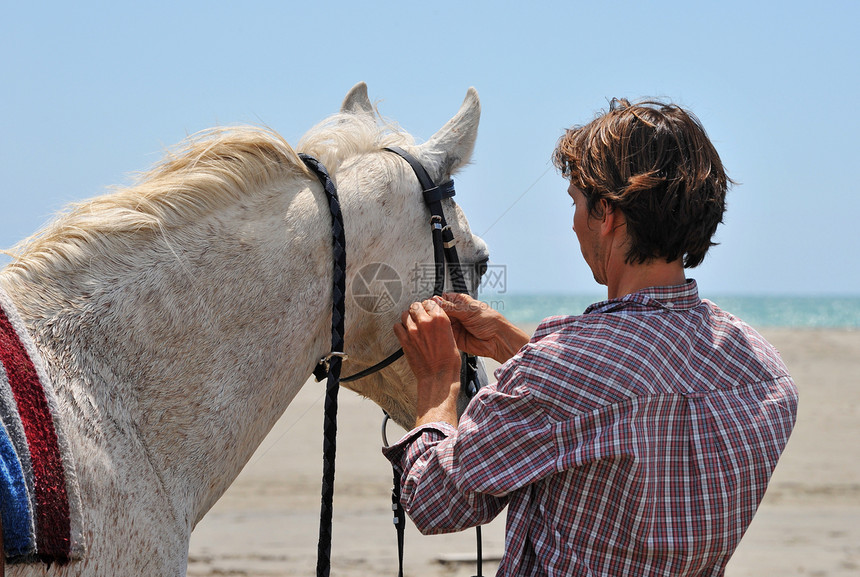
299,83,489,430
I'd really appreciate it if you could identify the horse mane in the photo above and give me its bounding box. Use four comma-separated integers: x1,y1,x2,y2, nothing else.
3,111,413,281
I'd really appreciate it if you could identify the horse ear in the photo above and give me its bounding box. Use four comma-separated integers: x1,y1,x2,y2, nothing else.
341,82,374,116
420,88,481,178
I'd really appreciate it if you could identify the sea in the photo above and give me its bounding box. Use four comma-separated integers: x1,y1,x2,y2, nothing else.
478,293,860,329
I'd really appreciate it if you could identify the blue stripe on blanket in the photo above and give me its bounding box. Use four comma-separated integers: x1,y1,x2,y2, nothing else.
0,417,36,557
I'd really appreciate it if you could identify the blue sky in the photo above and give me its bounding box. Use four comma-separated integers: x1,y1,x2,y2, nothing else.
2,1,857,296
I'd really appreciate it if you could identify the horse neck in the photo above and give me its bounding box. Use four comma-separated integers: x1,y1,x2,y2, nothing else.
0,181,336,527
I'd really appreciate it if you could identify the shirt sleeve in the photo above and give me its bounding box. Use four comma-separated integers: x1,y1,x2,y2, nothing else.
381,374,557,535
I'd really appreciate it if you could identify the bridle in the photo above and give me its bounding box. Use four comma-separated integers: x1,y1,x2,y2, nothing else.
300,147,487,577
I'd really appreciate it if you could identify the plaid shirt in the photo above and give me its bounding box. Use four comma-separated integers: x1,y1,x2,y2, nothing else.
383,280,798,576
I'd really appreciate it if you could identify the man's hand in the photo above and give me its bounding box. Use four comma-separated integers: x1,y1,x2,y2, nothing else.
394,299,462,428
435,293,530,364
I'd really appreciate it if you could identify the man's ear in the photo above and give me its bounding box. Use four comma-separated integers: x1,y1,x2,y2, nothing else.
598,199,616,235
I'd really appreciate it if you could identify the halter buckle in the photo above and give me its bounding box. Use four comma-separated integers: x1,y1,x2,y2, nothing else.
314,352,349,381
442,225,456,248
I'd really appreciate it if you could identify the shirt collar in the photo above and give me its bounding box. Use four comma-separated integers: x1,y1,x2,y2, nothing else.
584,279,701,315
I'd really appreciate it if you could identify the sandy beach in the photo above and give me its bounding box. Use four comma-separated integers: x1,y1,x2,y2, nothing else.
187,328,860,576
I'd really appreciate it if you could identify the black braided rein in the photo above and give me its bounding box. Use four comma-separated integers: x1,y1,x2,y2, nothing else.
299,154,345,577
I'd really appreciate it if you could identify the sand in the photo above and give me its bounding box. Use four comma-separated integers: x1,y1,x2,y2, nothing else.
187,328,860,576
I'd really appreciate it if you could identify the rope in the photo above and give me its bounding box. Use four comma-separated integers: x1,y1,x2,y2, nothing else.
300,154,345,577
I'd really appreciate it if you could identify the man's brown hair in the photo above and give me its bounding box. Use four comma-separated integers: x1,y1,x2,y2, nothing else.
552,99,732,268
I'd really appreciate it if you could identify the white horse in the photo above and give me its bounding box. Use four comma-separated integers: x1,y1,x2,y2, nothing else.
0,83,487,575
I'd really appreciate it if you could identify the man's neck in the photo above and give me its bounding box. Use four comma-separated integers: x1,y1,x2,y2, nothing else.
606,259,686,300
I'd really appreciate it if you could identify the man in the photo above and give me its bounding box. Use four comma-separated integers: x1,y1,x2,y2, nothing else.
385,99,798,576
